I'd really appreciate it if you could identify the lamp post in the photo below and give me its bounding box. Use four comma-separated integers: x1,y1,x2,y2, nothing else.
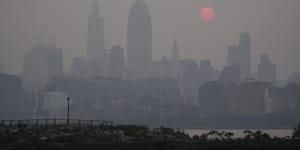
67,97,71,125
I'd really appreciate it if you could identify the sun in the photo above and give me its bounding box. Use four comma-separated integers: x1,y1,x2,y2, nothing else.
200,7,215,22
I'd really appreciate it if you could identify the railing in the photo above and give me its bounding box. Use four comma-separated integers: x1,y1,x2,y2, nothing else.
0,119,113,128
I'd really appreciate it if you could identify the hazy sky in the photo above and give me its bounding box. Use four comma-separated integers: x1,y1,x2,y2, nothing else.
0,0,299,80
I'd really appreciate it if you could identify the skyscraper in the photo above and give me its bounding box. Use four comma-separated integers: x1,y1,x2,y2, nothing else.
227,46,240,66
286,72,300,85
127,0,152,79
199,81,229,115
198,59,219,85
258,54,277,84
227,33,252,80
23,43,63,94
0,73,22,119
47,48,63,81
171,37,180,80
219,64,241,86
234,80,272,117
179,59,199,105
109,45,125,78
71,57,88,79
155,56,173,78
239,32,252,79
87,1,105,78
0,63,5,73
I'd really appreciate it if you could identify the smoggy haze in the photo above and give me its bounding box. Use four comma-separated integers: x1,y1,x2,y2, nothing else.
0,0,299,79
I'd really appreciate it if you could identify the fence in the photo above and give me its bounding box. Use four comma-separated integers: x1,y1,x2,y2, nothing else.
0,119,113,128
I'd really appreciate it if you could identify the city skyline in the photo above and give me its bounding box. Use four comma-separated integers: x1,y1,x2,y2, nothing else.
0,0,300,80
1,0,300,130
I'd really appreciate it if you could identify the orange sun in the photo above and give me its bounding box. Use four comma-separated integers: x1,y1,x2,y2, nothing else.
200,7,215,22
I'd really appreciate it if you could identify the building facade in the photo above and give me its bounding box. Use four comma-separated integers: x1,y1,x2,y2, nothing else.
0,73,22,119
87,1,105,78
198,59,219,86
108,45,125,79
239,32,252,79
71,57,88,79
234,80,272,117
219,64,241,86
127,0,152,79
23,43,63,94
258,54,277,84
179,59,199,105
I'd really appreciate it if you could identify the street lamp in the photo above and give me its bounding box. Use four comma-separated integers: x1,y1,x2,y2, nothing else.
67,97,71,125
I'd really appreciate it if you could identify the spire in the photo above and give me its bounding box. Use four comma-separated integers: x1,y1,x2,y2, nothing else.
92,0,99,15
171,36,180,62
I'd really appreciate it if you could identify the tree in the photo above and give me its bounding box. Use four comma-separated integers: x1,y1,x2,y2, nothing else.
292,124,300,139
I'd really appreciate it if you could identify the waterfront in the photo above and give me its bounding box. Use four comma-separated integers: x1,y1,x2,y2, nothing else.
185,129,293,138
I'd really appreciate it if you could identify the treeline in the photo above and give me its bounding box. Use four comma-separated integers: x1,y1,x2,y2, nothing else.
0,124,300,144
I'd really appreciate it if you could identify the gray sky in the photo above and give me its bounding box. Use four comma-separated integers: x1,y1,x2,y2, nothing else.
0,0,299,80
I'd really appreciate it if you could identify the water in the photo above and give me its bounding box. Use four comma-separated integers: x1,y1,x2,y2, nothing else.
184,129,293,138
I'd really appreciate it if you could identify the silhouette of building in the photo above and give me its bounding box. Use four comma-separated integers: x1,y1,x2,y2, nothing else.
108,45,125,78
227,33,252,81
87,1,105,78
0,73,22,119
0,63,5,73
71,57,88,79
199,81,229,116
171,37,180,80
219,64,241,86
198,59,218,85
127,0,152,79
23,43,63,94
272,83,300,113
286,72,300,85
42,91,68,119
239,32,252,80
46,76,179,122
227,45,240,66
258,54,277,84
152,56,173,79
179,59,199,105
234,79,272,117
47,48,63,81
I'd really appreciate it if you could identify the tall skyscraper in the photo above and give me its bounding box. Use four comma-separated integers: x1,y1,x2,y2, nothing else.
47,48,63,81
109,45,125,78
227,46,240,66
258,54,277,84
87,1,105,78
23,44,63,94
127,0,152,79
179,59,199,105
227,33,252,80
239,32,252,79
71,57,88,79
171,37,180,80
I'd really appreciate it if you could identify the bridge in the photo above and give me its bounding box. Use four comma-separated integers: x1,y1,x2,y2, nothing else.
0,119,113,128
